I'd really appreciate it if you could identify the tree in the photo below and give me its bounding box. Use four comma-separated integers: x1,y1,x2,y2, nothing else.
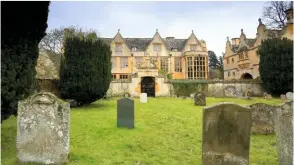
39,26,98,55
262,1,293,29
258,38,293,95
58,36,112,105
208,51,219,68
1,1,50,122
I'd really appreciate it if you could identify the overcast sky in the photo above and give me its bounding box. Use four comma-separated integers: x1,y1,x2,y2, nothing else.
47,1,266,56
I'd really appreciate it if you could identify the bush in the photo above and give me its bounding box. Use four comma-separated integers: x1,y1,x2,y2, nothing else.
258,37,293,95
1,2,50,122
58,36,112,105
171,80,208,97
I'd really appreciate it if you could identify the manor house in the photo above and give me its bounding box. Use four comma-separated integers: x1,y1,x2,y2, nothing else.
101,29,209,97
223,7,293,80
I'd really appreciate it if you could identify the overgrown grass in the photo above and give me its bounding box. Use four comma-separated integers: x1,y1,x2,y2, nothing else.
1,97,281,165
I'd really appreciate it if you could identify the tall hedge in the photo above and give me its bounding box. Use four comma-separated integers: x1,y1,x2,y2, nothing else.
1,2,50,122
58,37,112,105
258,37,293,95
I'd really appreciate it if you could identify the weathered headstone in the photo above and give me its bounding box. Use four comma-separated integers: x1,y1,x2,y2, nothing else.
286,92,293,100
281,94,287,103
17,92,70,164
214,89,225,98
202,103,252,165
117,98,134,129
249,103,276,134
224,86,237,98
194,92,206,106
140,93,147,103
273,101,293,165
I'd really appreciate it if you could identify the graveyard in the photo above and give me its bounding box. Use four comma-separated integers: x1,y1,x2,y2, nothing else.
2,97,282,165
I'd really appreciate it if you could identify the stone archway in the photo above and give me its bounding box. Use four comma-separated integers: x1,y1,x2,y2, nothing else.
241,73,253,80
141,76,155,97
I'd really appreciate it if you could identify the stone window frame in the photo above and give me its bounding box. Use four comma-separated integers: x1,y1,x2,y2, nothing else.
115,43,123,52
111,74,117,80
190,44,197,51
119,74,129,80
227,58,230,64
120,57,128,69
153,43,161,52
160,57,168,72
131,46,137,52
228,71,231,77
187,56,206,79
232,58,234,63
174,57,182,72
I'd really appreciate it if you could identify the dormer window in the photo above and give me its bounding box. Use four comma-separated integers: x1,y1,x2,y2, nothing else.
131,46,137,52
153,44,161,52
190,44,197,51
171,48,178,52
115,43,122,52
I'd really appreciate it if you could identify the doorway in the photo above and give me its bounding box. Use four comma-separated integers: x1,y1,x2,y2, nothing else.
141,77,155,97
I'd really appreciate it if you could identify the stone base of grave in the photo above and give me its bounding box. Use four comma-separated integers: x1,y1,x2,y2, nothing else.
203,152,248,165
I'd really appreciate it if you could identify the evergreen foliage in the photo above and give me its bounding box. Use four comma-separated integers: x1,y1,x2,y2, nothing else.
58,36,112,105
258,37,293,95
1,1,50,122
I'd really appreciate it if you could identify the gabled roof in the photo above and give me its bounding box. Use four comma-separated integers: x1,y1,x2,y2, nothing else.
100,37,188,51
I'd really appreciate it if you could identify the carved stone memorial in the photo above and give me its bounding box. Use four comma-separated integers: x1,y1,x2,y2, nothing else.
194,92,206,106
202,103,252,165
17,92,70,164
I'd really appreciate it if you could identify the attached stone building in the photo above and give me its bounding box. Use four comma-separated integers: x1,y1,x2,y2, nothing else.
101,29,209,97
223,8,293,80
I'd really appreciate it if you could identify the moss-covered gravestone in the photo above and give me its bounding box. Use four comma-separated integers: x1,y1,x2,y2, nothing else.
202,103,252,165
273,101,293,165
249,103,277,134
117,98,134,129
194,92,206,106
17,92,70,164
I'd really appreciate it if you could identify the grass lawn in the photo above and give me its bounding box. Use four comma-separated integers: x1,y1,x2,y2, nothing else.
1,97,281,165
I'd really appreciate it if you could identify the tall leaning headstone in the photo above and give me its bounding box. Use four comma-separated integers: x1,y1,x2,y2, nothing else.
17,92,70,164
117,98,135,129
202,103,252,165
273,101,293,165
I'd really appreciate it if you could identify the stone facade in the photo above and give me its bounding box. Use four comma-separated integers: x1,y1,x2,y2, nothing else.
223,8,293,80
101,29,209,97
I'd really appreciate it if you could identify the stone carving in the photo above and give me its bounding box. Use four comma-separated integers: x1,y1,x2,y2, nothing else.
117,98,135,129
273,101,293,165
140,93,147,103
17,92,70,165
202,103,251,165
224,86,237,97
249,103,276,134
194,92,206,106
137,57,157,69
286,92,293,100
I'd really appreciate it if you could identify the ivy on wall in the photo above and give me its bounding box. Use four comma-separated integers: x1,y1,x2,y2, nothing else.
170,80,208,97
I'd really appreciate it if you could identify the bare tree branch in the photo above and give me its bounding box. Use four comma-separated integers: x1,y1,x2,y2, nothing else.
262,1,291,29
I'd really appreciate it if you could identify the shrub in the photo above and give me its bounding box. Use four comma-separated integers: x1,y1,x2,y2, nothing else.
1,2,50,122
258,38,293,95
58,36,112,105
170,80,208,97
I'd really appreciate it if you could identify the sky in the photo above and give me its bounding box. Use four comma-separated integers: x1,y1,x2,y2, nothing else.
47,1,267,56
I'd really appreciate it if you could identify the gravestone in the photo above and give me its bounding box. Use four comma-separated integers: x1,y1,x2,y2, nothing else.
17,92,70,165
140,93,147,103
281,94,287,103
224,86,237,98
273,101,293,165
249,103,276,134
117,98,134,129
202,103,252,165
214,89,225,98
286,92,293,100
194,92,206,106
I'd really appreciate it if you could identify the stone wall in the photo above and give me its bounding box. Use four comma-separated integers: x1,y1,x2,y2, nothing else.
108,79,264,97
